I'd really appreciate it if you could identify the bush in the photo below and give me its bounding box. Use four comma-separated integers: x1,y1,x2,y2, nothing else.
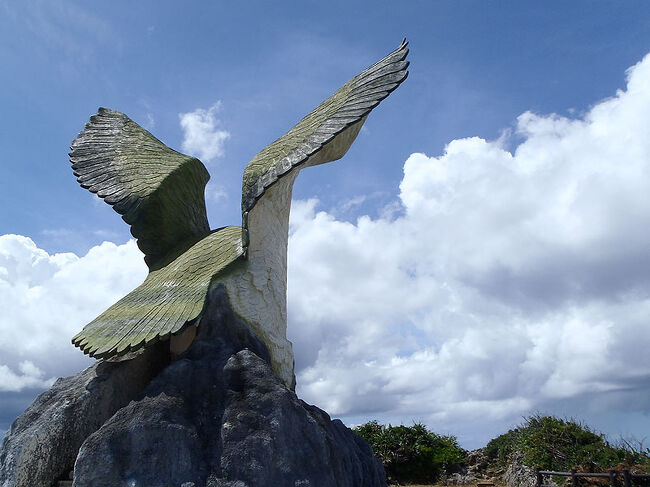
353,421,466,484
485,414,650,473
484,426,521,464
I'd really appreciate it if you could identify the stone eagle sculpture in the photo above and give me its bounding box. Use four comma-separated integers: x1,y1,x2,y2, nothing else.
70,39,409,389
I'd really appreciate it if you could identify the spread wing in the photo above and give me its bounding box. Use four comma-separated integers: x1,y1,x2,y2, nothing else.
72,226,244,359
70,108,211,269
241,39,409,225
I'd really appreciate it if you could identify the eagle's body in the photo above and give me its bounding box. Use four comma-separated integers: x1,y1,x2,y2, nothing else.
70,40,409,388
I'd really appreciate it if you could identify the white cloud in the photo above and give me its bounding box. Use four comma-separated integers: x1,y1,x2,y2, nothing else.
144,113,155,130
205,182,228,203
0,235,146,390
179,102,230,163
287,53,650,443
0,361,54,392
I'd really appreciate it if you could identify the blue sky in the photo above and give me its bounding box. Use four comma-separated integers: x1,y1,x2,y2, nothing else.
2,1,650,449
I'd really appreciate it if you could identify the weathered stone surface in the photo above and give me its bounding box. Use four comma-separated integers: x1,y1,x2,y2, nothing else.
219,351,384,486
73,285,385,487
502,452,537,487
1,285,384,487
0,341,168,487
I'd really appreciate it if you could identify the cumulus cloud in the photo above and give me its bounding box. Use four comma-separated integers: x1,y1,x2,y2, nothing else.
0,361,53,392
179,102,230,163
287,53,650,443
0,235,146,392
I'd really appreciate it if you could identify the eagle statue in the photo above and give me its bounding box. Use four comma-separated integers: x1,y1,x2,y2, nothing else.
69,39,409,389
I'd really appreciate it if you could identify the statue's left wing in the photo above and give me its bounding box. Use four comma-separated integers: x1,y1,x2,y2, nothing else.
69,109,237,359
70,108,211,269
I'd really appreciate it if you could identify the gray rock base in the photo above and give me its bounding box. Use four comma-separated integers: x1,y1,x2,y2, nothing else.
0,340,169,487
502,452,537,487
0,286,385,487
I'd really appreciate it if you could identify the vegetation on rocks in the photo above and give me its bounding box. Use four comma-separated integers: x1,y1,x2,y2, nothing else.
485,414,650,473
353,421,466,484
354,414,650,485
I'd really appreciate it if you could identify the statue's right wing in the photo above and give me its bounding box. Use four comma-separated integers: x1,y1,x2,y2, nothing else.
70,108,211,269
241,39,409,229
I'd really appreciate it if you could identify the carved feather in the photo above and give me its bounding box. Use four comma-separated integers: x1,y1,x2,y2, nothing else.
241,39,409,217
70,108,211,269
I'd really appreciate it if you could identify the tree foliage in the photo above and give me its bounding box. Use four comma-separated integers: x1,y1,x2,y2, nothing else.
353,421,466,483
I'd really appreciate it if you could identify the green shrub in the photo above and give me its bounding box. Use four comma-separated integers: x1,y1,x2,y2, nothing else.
485,414,650,473
353,421,467,484
485,426,521,463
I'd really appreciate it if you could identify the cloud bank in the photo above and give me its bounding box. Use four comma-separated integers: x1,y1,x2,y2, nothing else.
3,54,650,446
287,53,650,441
0,235,146,419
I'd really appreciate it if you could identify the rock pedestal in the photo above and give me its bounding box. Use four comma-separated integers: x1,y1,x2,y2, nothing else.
0,341,169,487
0,286,385,487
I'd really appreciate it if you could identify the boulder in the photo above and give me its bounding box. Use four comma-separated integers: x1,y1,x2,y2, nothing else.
502,452,537,487
0,341,169,487
0,285,385,487
73,285,385,486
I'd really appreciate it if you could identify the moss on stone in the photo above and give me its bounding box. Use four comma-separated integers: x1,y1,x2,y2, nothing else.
72,226,244,358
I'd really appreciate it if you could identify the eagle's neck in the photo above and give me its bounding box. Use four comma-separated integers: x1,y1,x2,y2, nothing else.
222,171,299,389
246,171,298,290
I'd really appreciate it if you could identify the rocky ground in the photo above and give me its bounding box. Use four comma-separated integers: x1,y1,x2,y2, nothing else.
387,448,536,487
